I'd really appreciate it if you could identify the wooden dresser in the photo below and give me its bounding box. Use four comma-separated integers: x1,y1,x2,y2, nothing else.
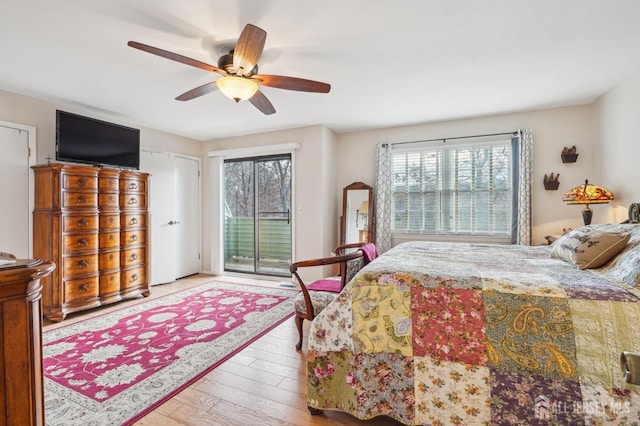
0,258,55,426
32,163,150,322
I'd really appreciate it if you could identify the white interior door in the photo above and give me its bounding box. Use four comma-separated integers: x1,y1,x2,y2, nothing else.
174,155,200,278
140,151,177,285
140,150,201,285
0,123,34,258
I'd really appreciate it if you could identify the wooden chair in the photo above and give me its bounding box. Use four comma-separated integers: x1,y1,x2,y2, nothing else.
289,243,378,350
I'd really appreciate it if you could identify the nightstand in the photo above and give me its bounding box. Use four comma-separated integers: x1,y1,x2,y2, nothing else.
544,235,561,245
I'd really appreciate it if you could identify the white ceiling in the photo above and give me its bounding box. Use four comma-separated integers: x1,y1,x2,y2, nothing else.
1,0,640,141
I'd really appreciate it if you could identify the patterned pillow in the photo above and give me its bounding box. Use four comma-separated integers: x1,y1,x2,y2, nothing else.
592,223,640,288
550,227,631,269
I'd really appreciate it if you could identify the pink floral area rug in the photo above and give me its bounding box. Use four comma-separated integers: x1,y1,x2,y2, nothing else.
42,280,296,426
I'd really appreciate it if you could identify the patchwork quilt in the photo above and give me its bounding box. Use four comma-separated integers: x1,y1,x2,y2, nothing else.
306,235,640,425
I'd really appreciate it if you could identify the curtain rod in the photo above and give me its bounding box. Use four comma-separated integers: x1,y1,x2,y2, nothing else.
387,131,518,147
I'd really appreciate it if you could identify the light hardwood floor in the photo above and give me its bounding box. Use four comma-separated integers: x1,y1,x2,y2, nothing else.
43,274,402,426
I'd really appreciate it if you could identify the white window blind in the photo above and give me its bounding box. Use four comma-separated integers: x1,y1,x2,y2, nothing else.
392,137,512,238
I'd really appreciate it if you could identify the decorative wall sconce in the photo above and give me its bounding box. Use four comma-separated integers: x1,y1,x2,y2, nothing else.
561,146,579,163
543,173,560,190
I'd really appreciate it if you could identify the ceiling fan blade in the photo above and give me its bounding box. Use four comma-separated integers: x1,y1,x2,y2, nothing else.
254,75,331,93
175,81,219,101
249,90,276,115
233,24,266,76
128,41,226,75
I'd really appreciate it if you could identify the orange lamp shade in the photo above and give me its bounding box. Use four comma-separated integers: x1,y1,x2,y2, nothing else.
562,179,614,205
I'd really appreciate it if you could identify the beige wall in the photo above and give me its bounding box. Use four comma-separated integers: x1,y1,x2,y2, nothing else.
593,69,640,223
0,88,202,164
200,125,337,276
3,67,640,278
335,105,597,245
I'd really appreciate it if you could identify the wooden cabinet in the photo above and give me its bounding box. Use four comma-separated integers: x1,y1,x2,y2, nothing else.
0,259,55,426
32,163,150,322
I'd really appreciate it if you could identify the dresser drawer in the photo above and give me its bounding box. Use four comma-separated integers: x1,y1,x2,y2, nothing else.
100,214,120,230
120,193,147,210
122,266,146,288
62,174,97,190
100,271,121,295
63,254,99,276
63,233,98,253
120,178,146,193
121,230,146,247
99,231,120,249
121,213,146,228
62,215,98,232
99,250,120,270
62,191,98,209
98,192,119,209
98,175,119,191
64,275,99,305
121,247,145,268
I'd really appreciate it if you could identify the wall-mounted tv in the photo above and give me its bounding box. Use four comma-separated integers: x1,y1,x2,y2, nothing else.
56,110,140,170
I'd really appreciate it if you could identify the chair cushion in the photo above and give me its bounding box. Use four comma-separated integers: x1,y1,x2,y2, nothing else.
294,291,339,316
307,278,342,292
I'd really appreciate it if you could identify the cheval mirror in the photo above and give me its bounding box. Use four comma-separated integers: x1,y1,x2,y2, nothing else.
340,182,375,245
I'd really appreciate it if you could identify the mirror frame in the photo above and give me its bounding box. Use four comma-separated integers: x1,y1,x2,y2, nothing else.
339,181,375,245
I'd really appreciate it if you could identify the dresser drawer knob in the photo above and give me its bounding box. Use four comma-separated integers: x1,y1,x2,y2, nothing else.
109,217,115,223
109,254,114,260
128,197,138,205
109,234,114,240
77,178,87,187
78,260,89,268
78,238,88,247
109,195,115,202
129,253,138,261
79,284,89,292
129,183,138,190
129,235,138,243
77,195,87,204
130,217,138,225
130,274,139,282
78,218,89,227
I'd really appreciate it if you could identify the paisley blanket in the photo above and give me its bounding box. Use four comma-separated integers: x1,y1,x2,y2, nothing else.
306,238,640,424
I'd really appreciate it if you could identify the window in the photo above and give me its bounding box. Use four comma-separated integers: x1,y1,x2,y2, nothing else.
392,137,513,240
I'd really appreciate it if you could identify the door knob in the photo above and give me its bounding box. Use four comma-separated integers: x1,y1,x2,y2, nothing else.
167,220,181,225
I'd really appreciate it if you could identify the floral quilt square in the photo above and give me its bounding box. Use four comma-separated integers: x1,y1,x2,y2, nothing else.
352,282,412,354
411,287,486,365
353,352,415,425
307,351,357,411
490,370,584,424
414,357,491,425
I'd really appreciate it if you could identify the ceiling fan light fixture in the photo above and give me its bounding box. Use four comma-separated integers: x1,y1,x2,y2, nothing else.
216,76,258,102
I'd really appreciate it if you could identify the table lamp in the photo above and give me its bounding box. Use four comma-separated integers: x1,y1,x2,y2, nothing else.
562,179,614,225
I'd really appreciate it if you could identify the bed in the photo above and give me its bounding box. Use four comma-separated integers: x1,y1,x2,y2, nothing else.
306,216,640,424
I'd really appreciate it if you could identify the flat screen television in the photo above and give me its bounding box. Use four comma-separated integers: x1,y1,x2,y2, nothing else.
56,110,140,169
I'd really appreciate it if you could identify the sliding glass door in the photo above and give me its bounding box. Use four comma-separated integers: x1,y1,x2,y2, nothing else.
223,154,291,276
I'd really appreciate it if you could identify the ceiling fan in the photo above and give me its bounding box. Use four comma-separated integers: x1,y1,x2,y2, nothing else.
128,24,331,115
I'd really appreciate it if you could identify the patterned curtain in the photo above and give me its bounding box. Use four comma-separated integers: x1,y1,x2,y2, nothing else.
375,143,393,253
513,128,533,245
